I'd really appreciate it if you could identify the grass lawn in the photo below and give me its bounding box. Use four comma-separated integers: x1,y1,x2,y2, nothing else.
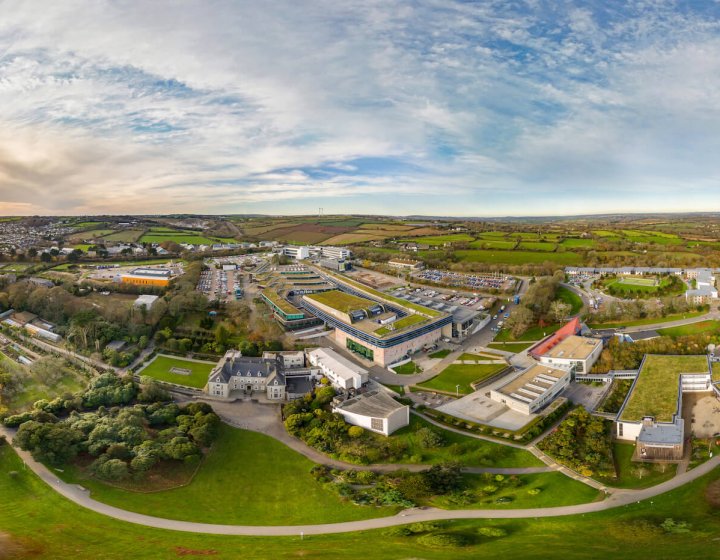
418,362,506,394
620,354,709,423
494,323,562,342
587,309,708,329
5,442,720,559
381,383,405,394
487,341,536,352
430,472,602,510
657,320,720,337
137,355,215,389
555,286,583,315
392,360,422,374
57,424,395,525
597,443,677,489
428,348,451,359
388,415,542,467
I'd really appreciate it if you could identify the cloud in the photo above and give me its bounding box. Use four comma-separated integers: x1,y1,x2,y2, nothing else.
0,1,719,215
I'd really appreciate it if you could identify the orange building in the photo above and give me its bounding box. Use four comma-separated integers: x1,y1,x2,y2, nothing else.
120,268,172,287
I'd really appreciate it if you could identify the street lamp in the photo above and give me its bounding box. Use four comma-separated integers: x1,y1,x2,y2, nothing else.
456,384,460,397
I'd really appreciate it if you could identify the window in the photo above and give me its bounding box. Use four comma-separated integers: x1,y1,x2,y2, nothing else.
371,418,383,431
618,423,623,437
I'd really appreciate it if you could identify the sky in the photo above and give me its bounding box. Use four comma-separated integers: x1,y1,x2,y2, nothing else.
1,0,720,217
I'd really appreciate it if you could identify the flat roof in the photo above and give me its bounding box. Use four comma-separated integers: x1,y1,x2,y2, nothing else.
261,289,303,316
307,347,367,379
620,354,709,423
496,363,568,402
638,420,684,445
304,290,378,314
334,390,406,418
542,335,602,360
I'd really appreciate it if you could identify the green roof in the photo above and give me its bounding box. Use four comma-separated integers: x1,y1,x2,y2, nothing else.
305,290,377,314
620,354,709,423
261,289,302,317
375,313,428,336
318,268,443,318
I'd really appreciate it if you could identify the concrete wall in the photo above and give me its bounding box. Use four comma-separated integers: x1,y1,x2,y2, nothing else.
616,421,642,442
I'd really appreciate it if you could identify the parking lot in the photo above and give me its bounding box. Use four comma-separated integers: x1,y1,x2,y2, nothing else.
413,269,517,291
197,266,243,302
390,286,496,314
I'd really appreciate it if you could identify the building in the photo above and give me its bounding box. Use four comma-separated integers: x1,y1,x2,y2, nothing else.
120,268,172,287
282,246,310,260
332,389,409,436
319,258,351,272
133,294,159,309
490,363,571,415
306,347,368,390
388,259,423,271
1,309,61,342
529,318,603,375
616,354,712,462
685,268,717,304
301,268,452,367
205,349,318,400
309,246,352,260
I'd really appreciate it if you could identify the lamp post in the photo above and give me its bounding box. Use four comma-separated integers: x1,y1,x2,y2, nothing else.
456,384,460,397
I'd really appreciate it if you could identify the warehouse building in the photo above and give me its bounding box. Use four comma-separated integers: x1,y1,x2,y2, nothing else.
120,268,173,287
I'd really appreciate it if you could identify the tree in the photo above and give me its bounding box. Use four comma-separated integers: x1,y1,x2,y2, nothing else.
14,421,84,466
506,306,534,338
549,300,572,323
40,252,52,263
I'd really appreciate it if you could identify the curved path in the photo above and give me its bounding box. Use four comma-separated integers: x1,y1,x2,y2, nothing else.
3,425,718,536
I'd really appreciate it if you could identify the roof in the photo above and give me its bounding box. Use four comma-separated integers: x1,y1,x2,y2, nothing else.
620,354,709,423
540,335,602,360
208,350,279,384
334,390,406,418
638,420,684,446
495,363,569,403
528,318,583,358
307,348,367,380
134,294,159,307
304,290,377,314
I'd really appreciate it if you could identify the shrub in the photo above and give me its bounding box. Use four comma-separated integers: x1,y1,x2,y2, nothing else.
478,527,507,538
348,426,364,438
417,532,468,548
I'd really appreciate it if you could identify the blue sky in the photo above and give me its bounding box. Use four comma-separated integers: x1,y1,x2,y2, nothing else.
0,0,719,216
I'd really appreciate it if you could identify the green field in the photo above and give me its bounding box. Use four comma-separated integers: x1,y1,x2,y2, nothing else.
494,323,562,342
657,320,720,337
561,238,597,248
555,286,583,315
620,354,709,423
418,362,506,394
56,424,395,525
517,242,557,252
5,442,720,559
587,310,707,329
487,341,536,351
137,355,215,388
400,233,475,245
101,229,144,242
469,239,518,250
428,348,451,359
420,249,582,265
140,233,220,245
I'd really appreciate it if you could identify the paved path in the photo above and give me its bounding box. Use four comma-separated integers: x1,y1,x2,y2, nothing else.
181,397,551,475
3,424,719,536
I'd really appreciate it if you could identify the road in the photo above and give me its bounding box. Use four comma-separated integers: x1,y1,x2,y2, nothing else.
3,424,718,536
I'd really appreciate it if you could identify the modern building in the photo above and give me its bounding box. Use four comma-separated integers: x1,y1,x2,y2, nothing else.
133,294,159,309
300,268,452,367
205,349,319,400
319,258,351,272
120,268,173,287
332,389,409,436
282,246,310,260
306,347,368,390
490,363,571,415
529,318,603,375
310,246,352,260
616,354,712,462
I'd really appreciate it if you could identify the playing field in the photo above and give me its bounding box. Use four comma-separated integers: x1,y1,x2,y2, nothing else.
137,355,215,388
417,362,506,395
617,276,658,287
